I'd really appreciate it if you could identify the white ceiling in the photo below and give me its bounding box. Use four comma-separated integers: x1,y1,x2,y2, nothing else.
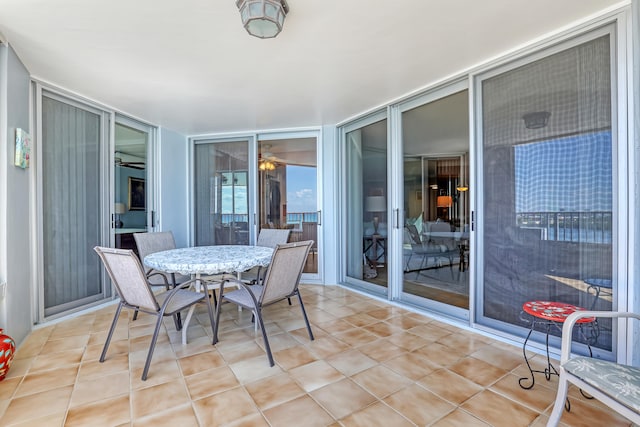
0,0,622,136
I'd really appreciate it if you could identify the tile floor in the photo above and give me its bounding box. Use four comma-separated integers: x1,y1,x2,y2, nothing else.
0,285,632,426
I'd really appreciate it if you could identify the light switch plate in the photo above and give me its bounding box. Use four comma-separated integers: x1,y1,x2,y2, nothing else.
0,281,6,298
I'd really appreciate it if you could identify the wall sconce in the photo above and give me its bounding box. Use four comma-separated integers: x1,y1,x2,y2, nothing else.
456,184,469,192
522,111,551,129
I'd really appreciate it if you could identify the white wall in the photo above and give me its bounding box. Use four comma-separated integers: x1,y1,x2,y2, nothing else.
158,127,189,248
0,45,32,346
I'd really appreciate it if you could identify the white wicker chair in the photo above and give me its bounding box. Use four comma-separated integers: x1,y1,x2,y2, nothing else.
547,311,640,426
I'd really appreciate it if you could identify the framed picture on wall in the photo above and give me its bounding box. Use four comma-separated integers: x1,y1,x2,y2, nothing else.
128,177,145,211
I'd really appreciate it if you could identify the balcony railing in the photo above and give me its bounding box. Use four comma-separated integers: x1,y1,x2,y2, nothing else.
219,212,318,229
516,211,612,243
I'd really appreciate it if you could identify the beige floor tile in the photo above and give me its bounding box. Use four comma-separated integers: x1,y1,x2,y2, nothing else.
245,373,305,410
193,386,258,426
333,328,378,347
384,314,428,330
351,365,412,398
471,345,525,371
3,357,33,380
65,394,130,427
273,345,317,370
217,340,267,364
418,368,483,404
0,377,21,400
130,359,182,389
13,365,79,398
70,371,130,408
83,339,129,362
462,389,539,427
5,411,66,426
431,408,491,426
132,378,190,419
386,331,430,351
340,401,414,427
355,339,407,362
383,352,440,380
311,378,376,419
413,341,466,367
40,335,89,354
543,394,633,427
306,336,350,359
263,395,334,427
132,403,199,427
289,360,344,392
407,323,453,342
325,349,377,376
28,348,84,374
223,412,270,427
384,383,455,425
255,332,299,353
0,385,73,425
449,356,508,387
436,332,491,355
362,321,402,338
178,349,225,377
77,353,129,381
184,365,239,400
317,319,356,334
229,355,283,384
343,313,379,328
490,372,557,413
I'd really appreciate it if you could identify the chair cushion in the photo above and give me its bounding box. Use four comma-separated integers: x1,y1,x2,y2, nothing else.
564,356,640,412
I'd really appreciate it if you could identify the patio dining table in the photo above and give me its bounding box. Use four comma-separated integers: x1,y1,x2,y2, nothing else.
144,245,274,344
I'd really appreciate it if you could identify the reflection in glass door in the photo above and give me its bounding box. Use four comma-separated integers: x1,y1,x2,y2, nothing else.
344,116,389,295
194,140,249,246
258,137,318,274
400,90,470,312
479,32,615,356
114,121,151,255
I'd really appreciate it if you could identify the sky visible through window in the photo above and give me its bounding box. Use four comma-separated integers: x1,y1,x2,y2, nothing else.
515,130,612,213
220,165,316,214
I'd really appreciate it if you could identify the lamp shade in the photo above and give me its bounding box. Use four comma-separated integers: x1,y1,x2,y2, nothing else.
365,196,386,212
236,0,289,39
115,203,126,214
437,195,452,208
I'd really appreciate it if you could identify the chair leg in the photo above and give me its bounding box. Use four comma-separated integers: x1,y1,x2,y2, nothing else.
547,372,569,427
142,314,165,381
100,302,123,363
203,291,216,345
254,307,274,367
212,294,224,345
296,291,314,341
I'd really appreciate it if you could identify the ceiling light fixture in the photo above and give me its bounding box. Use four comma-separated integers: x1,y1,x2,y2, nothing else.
522,111,551,129
236,0,289,39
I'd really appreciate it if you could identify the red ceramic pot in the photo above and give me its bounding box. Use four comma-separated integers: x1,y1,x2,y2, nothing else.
0,329,16,381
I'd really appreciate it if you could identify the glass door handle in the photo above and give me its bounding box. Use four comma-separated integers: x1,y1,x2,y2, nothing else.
317,210,322,226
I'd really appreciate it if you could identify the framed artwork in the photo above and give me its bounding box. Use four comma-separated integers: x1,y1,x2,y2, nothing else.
14,128,31,169
128,177,146,211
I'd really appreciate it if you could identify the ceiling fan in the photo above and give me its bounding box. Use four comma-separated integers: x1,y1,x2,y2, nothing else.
115,157,145,170
259,145,279,171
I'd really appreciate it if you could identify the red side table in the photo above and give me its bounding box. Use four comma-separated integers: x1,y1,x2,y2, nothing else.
519,301,595,390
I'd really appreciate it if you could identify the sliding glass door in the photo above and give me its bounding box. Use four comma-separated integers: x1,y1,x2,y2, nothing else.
399,88,470,315
193,139,250,246
477,28,617,356
113,117,154,254
257,135,319,275
39,90,111,318
343,113,389,296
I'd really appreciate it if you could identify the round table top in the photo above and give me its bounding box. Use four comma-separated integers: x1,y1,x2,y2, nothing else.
522,301,595,323
144,245,274,276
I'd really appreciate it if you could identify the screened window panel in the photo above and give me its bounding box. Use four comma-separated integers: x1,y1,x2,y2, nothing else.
42,96,103,313
194,141,249,246
481,34,614,352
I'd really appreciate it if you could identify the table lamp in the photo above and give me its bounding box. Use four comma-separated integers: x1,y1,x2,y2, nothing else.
365,195,386,235
115,203,125,228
